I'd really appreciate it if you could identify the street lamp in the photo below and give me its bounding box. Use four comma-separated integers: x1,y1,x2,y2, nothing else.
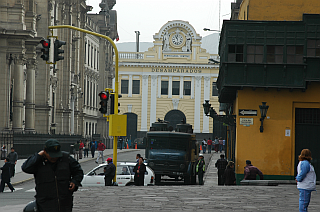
259,102,269,133
203,100,211,115
203,28,221,32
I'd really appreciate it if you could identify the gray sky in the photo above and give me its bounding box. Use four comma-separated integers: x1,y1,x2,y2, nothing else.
86,0,235,43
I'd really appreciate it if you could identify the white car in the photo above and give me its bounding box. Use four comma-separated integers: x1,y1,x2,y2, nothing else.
81,162,155,186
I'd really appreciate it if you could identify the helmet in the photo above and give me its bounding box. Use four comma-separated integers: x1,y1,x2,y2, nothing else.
199,153,204,157
23,200,37,212
106,157,112,162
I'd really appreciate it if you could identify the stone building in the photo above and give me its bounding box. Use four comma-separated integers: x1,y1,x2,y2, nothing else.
0,0,117,141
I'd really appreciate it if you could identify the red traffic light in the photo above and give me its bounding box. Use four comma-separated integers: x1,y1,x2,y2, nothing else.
99,93,108,100
40,40,49,47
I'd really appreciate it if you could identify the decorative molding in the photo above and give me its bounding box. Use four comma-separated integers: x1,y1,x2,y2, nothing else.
195,76,202,88
204,76,210,88
127,104,132,113
172,98,180,110
151,75,157,86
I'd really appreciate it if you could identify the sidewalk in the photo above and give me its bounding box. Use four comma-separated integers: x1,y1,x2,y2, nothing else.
204,151,222,185
7,148,137,186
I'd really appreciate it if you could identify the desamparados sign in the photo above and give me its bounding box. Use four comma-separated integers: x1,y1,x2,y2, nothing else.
152,68,202,73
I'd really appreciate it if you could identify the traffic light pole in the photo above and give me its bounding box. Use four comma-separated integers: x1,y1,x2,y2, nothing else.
48,25,119,182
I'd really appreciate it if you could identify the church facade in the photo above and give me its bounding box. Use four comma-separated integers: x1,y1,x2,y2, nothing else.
117,20,220,142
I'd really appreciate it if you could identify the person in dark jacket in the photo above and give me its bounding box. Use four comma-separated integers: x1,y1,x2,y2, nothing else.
7,147,18,177
104,157,116,186
133,157,146,186
21,139,83,212
196,154,205,185
244,160,264,180
215,154,228,185
0,157,15,192
223,161,236,185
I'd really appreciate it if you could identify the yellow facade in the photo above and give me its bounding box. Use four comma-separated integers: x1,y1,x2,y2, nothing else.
117,21,219,140
238,0,320,21
234,83,320,178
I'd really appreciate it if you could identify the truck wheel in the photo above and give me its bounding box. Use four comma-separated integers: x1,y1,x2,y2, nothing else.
184,175,191,185
155,174,161,184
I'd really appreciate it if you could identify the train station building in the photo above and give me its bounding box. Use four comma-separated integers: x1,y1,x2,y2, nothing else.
117,20,220,142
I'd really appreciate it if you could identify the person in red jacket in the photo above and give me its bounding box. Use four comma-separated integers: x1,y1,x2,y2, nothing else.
95,140,106,164
79,140,84,159
207,138,212,154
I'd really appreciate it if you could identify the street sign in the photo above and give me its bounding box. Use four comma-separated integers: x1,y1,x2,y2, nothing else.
239,109,257,116
240,118,253,126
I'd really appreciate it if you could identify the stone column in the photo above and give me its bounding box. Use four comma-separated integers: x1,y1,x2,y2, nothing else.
150,75,157,125
202,76,210,133
168,76,172,98
179,76,184,99
25,59,37,132
12,55,25,132
193,76,202,133
140,75,149,131
128,74,133,97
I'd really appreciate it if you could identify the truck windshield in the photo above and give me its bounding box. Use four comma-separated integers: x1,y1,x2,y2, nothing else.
149,137,188,151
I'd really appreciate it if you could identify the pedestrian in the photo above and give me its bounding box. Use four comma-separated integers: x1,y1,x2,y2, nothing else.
223,138,226,152
295,149,317,212
79,140,84,159
196,154,205,185
1,145,7,160
7,147,18,178
223,161,236,185
73,141,80,161
90,140,96,158
0,157,15,192
119,137,123,150
104,157,116,186
214,136,219,153
84,139,89,158
219,137,224,153
202,138,207,154
133,157,146,186
136,153,141,163
244,160,264,180
207,138,212,154
215,154,228,185
95,140,106,164
21,139,83,212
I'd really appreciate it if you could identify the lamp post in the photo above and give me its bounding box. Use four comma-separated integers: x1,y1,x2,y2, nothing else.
203,28,221,32
203,100,235,126
259,102,269,133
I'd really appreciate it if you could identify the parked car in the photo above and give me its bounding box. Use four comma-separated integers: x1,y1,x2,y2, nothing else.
81,162,155,186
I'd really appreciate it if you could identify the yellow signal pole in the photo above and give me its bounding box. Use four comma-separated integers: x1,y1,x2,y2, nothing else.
48,25,119,182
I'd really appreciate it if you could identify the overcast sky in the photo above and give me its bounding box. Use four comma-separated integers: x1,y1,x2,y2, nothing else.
86,0,236,43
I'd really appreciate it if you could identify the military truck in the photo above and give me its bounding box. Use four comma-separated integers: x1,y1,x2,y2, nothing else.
145,119,199,184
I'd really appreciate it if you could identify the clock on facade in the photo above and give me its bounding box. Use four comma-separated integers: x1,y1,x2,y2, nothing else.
171,33,184,46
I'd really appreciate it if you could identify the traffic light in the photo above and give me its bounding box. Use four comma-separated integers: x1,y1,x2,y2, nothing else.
40,39,50,61
54,39,66,62
110,94,121,114
98,91,109,114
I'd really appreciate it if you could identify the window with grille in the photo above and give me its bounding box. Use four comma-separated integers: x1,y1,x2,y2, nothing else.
161,81,168,95
212,82,218,96
307,40,320,57
295,108,320,124
228,45,243,62
172,81,180,95
247,45,263,63
287,45,304,64
184,81,191,95
267,45,283,63
121,80,128,94
132,80,140,94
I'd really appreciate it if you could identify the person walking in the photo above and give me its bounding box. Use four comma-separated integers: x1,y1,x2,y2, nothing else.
133,157,146,186
104,157,116,186
223,161,236,185
119,137,123,150
215,154,228,185
7,147,18,178
219,137,224,153
21,139,83,212
0,157,15,192
244,160,264,180
295,149,317,212
73,141,80,161
207,138,212,154
202,138,207,154
79,140,84,159
1,145,7,160
84,139,90,158
90,140,97,158
196,154,205,185
95,140,106,164
214,137,219,153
